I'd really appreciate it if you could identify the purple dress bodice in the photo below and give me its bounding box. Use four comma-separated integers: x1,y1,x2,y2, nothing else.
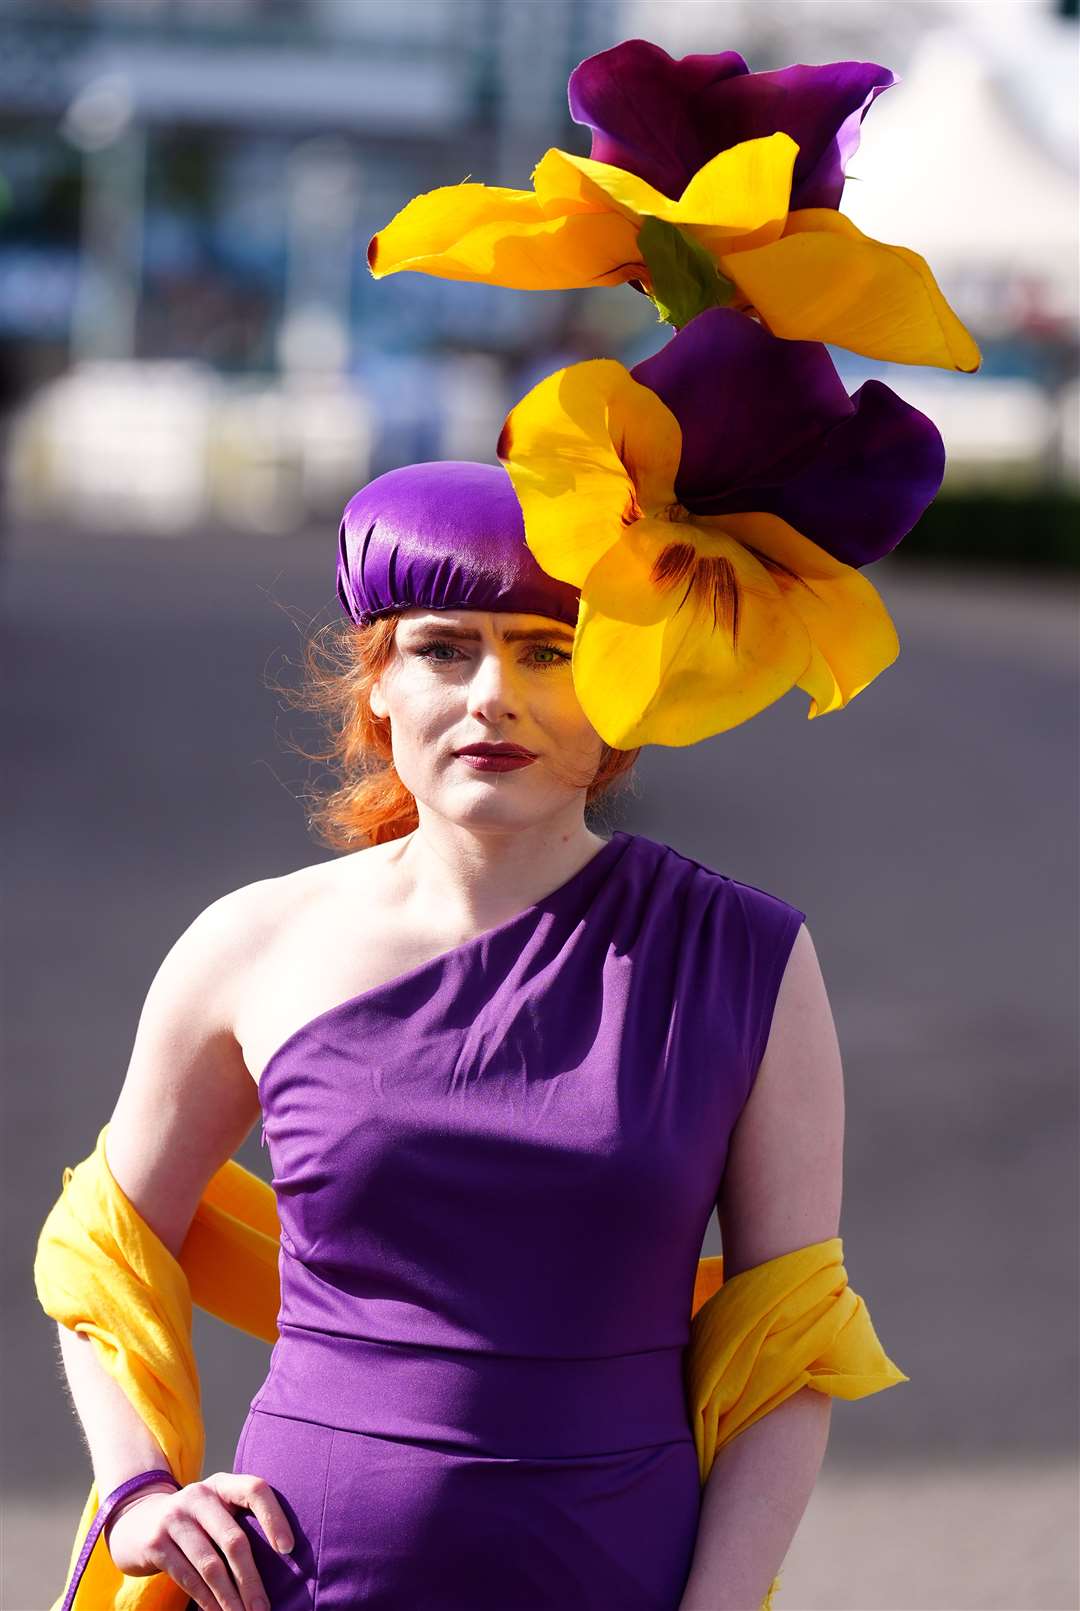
234,829,805,1608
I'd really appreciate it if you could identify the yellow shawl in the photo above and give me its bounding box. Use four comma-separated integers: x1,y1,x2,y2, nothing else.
35,1123,907,1611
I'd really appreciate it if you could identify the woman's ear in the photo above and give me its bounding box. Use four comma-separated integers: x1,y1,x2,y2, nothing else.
369,679,388,720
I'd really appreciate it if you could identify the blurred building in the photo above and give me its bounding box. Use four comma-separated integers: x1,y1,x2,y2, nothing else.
0,0,626,527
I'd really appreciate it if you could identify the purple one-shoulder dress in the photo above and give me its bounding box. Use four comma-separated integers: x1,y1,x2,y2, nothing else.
231,829,805,1609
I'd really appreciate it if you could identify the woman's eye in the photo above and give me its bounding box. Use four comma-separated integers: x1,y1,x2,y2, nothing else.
414,641,571,669
520,644,573,667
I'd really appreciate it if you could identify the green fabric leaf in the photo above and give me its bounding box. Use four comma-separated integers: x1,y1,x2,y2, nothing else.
637,216,737,329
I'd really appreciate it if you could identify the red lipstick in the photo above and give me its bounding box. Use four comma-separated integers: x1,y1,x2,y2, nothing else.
455,742,537,773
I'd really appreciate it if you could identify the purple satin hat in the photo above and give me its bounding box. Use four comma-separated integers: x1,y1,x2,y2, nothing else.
336,461,582,629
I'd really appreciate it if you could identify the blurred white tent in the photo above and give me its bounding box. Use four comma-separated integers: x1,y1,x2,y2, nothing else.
831,21,1078,486
841,25,1079,330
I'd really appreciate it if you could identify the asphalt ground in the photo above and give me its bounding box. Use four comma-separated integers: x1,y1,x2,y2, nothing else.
3,521,1077,1609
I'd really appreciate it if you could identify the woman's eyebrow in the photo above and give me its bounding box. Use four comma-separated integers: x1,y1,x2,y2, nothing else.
410,625,575,645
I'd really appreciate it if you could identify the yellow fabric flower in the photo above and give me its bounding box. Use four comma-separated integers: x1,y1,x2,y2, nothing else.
369,140,979,371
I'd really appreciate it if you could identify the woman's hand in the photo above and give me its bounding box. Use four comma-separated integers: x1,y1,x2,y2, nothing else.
104,1472,295,1611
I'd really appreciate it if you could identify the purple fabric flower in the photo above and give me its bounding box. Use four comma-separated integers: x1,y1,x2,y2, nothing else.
631,309,944,567
568,38,895,212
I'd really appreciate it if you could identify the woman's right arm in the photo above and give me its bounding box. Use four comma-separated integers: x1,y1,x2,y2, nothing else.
54,885,294,1610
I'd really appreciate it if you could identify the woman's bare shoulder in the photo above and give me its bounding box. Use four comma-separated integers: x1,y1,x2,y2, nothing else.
202,843,400,1050
207,843,387,955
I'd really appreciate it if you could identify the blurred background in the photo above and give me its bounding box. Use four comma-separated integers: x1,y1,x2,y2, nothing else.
3,1,1077,1608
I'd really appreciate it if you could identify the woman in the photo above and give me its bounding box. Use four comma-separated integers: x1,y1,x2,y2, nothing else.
41,32,960,1597
41,455,899,1611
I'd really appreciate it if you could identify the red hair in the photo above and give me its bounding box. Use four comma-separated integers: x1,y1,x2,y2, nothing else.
272,613,642,851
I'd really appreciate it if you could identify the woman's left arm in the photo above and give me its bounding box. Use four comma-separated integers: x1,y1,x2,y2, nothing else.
678,923,846,1611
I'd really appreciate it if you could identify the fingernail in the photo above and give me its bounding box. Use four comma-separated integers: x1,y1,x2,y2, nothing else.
253,1599,268,1611
276,1533,294,1553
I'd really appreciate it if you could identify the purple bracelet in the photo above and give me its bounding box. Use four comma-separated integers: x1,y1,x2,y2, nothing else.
59,1467,180,1611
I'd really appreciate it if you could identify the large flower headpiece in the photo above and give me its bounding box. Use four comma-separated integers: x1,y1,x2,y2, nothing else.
357,37,979,749
369,39,980,371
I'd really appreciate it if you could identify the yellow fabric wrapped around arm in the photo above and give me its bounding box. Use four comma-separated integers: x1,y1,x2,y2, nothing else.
685,1239,907,1609
34,1125,283,1608
35,1124,215,1610
686,1237,909,1486
35,1126,906,1610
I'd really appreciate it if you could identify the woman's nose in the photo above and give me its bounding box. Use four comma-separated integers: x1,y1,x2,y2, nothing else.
466,649,519,717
